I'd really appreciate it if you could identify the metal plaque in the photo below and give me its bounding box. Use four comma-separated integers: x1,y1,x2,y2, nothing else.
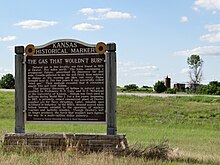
25,40,106,123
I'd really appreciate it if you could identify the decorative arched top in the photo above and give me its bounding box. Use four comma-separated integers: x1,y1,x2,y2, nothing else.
36,39,96,49
32,39,97,55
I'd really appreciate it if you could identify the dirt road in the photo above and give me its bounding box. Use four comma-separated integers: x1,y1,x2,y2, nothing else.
1,89,220,98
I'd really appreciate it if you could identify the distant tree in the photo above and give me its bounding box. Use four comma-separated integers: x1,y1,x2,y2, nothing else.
187,55,203,89
142,85,151,88
154,81,166,93
195,81,220,95
0,73,15,89
124,84,139,91
209,81,220,87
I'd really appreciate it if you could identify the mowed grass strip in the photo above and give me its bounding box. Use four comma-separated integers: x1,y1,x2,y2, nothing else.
0,92,220,164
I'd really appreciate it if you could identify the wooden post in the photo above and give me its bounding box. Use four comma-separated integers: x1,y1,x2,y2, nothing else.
106,43,117,135
15,46,25,133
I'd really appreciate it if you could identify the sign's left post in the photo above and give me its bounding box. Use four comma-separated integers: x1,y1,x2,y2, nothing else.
15,46,25,133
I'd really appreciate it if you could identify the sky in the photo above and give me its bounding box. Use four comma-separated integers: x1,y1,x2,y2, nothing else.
1,0,220,87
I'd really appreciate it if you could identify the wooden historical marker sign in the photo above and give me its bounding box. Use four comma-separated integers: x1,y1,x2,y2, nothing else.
25,39,107,123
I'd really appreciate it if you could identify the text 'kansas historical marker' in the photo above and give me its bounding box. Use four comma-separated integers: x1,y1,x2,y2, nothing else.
25,40,106,123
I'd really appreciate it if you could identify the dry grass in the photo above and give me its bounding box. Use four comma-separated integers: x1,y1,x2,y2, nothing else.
174,149,220,165
0,149,162,165
117,139,172,161
2,139,219,165
1,140,220,165
0,138,170,164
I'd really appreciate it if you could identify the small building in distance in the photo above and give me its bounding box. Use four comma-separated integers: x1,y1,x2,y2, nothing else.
174,83,185,92
164,76,171,88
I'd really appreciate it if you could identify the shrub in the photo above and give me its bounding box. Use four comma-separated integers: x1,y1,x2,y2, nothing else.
165,88,176,94
0,73,15,89
124,84,139,91
154,81,166,93
209,81,220,87
196,81,220,95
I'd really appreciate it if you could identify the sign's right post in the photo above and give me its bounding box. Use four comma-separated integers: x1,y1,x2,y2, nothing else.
106,43,117,135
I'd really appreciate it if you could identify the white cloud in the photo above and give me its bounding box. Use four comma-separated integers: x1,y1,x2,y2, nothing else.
212,11,217,14
200,24,220,43
194,0,220,11
14,20,57,29
118,62,158,75
200,33,220,43
7,46,14,51
117,61,159,86
79,8,135,20
174,46,220,56
181,68,190,74
180,16,188,23
193,6,200,12
0,36,16,42
80,8,111,15
205,24,220,32
73,23,103,31
129,65,158,71
0,68,13,78
103,11,133,19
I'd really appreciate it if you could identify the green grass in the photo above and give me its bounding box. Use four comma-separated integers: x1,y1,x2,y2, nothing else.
0,92,220,164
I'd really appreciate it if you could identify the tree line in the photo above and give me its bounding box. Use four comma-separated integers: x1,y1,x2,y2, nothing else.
118,80,220,95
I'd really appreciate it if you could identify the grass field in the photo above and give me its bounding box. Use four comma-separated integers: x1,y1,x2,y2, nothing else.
0,91,220,164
